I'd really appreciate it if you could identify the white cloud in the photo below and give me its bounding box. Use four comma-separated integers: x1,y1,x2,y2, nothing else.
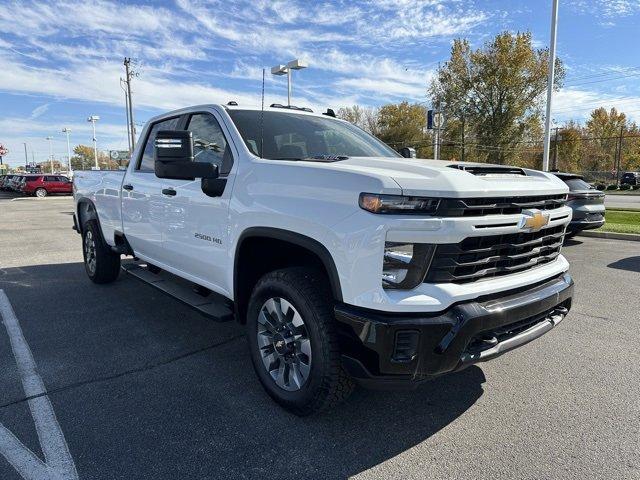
335,77,427,100
553,88,640,122
30,103,49,119
570,0,640,25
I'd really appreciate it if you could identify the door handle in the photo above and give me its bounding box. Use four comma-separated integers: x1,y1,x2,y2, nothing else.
122,184,134,191
162,188,177,196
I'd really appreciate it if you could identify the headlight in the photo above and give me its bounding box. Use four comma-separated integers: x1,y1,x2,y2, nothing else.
359,193,440,215
383,242,436,289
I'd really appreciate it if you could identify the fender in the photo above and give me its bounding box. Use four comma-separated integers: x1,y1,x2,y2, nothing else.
234,227,343,302
76,198,98,234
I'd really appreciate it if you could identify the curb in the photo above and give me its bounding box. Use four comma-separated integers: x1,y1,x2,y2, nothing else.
10,196,72,202
577,230,640,242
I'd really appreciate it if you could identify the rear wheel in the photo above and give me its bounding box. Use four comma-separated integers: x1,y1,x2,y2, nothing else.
246,267,354,416
82,220,120,284
35,188,47,197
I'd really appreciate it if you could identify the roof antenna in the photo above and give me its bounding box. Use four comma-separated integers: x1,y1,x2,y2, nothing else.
260,68,265,159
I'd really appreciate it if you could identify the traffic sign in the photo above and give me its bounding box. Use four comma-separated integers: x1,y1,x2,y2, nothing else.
109,150,130,161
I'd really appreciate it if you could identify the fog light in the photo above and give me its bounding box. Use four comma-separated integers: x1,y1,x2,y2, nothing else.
383,242,435,289
392,330,420,362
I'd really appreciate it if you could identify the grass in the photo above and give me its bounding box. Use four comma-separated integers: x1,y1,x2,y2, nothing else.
598,209,640,234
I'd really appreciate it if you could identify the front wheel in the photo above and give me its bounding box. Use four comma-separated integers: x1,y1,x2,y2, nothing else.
246,267,354,416
82,220,121,284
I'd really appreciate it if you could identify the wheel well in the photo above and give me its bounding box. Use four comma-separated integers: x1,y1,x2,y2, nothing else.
234,231,342,324
76,200,97,234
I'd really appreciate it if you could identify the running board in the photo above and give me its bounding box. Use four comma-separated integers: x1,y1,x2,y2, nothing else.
121,263,234,322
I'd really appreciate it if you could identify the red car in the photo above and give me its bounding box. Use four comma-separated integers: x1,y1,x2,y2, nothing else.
22,175,73,197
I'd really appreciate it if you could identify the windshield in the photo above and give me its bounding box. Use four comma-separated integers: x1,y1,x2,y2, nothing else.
227,109,399,160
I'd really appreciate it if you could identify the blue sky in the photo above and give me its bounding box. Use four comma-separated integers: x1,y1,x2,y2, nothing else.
1,0,640,167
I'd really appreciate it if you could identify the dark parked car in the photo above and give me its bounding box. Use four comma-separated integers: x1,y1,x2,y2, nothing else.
620,172,639,186
21,175,73,197
552,173,605,237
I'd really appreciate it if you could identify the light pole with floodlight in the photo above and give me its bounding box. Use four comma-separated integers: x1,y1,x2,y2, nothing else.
45,136,54,173
62,127,72,175
271,59,308,107
87,115,100,169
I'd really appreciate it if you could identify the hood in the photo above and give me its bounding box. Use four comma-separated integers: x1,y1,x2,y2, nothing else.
327,157,569,198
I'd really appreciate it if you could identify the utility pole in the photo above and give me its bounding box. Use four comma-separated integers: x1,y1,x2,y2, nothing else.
542,0,559,171
460,115,466,162
120,78,132,154
124,58,137,150
616,125,624,185
23,143,28,169
434,107,442,161
552,126,559,170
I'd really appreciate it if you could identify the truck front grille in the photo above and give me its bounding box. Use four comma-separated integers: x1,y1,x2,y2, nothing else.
424,225,566,284
434,194,566,217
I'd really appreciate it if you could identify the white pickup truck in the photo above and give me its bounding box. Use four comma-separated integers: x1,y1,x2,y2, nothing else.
73,103,574,415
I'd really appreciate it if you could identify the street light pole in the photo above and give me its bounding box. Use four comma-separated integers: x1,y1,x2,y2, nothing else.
62,128,72,175
23,143,28,169
87,115,100,169
45,136,54,173
542,0,559,171
271,59,308,107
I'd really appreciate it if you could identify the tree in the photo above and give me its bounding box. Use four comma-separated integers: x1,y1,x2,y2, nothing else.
584,107,640,175
554,121,582,172
71,145,118,170
375,101,429,154
430,31,565,164
337,105,380,135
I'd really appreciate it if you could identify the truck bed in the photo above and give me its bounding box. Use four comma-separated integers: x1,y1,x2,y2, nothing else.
73,170,126,246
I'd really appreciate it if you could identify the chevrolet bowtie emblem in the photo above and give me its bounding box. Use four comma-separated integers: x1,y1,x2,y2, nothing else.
520,209,550,232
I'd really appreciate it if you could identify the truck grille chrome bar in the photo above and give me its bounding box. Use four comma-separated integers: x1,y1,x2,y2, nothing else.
425,225,566,283
434,194,566,217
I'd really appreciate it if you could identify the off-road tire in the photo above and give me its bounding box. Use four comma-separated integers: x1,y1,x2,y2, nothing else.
246,267,354,416
82,219,121,284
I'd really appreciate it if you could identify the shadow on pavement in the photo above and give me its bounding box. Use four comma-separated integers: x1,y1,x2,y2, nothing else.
562,237,583,247
0,262,485,479
607,256,640,273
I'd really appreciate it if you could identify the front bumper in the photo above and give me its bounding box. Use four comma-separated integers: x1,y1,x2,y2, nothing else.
335,273,573,389
568,214,605,232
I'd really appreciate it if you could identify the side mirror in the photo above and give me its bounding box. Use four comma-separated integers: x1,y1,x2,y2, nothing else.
400,147,416,158
154,130,218,180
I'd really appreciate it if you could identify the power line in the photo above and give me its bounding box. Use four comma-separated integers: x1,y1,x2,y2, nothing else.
564,65,640,82
564,71,640,87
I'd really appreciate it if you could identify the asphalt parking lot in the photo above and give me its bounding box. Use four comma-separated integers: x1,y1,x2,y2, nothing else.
1,197,639,480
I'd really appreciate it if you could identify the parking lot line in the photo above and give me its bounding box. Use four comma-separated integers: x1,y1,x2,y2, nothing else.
0,290,78,480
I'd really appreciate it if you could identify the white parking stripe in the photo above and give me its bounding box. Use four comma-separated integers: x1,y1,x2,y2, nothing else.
0,290,79,480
